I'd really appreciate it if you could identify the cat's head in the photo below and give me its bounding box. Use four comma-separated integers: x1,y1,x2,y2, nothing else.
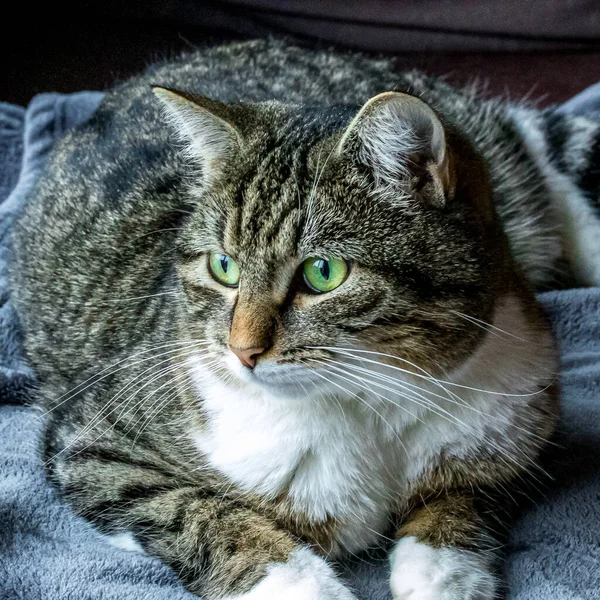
153,87,510,401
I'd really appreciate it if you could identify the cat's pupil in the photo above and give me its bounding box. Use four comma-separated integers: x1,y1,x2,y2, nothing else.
220,256,229,273
319,259,330,280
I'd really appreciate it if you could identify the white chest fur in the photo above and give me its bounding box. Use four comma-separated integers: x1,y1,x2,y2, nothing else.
190,295,556,553
192,377,407,551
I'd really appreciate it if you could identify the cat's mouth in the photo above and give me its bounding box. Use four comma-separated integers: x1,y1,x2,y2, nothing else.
188,344,335,400
221,349,325,397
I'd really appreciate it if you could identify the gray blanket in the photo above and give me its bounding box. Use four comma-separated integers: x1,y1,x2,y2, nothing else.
1,89,599,600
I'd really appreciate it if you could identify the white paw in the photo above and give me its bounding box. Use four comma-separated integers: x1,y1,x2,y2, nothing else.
223,547,357,600
390,537,497,600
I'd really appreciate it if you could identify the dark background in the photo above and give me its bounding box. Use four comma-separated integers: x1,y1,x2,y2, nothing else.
4,1,600,107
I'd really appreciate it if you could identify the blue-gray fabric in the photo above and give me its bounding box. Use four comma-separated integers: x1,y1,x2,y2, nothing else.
0,89,599,600
0,102,29,404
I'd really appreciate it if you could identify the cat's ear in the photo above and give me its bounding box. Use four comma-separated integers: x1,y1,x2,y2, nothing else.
151,86,242,185
337,92,454,207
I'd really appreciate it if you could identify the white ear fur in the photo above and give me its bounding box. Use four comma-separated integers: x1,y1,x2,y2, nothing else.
338,92,452,205
152,86,240,186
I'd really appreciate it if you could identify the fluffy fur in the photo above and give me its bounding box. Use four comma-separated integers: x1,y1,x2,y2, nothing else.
11,39,600,599
390,537,497,600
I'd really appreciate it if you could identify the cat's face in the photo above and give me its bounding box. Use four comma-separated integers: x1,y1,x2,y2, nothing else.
155,89,507,401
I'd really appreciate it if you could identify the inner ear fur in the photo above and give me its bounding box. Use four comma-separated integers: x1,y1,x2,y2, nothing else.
151,86,243,186
337,91,455,207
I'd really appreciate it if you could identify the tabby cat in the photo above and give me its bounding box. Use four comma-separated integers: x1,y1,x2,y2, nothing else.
11,39,600,599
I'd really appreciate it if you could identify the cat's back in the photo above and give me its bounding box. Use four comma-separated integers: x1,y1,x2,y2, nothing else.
119,39,400,105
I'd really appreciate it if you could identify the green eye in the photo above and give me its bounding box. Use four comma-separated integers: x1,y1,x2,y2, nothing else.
208,253,240,287
302,256,348,293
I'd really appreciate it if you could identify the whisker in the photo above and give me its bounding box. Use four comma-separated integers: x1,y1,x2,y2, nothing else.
305,142,323,230
41,339,209,417
312,358,547,480
309,367,411,460
123,368,193,435
62,358,208,463
451,310,526,341
307,345,458,402
127,353,222,436
311,359,420,423
46,346,206,464
315,358,469,434
305,143,337,235
322,356,556,462
106,291,178,303
311,346,553,398
290,167,302,229
135,227,186,239
114,361,193,430
130,372,197,446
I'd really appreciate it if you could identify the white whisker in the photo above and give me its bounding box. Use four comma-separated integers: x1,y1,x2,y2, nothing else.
41,339,208,417
305,142,338,235
310,357,547,479
106,291,178,303
451,310,526,341
47,346,206,464
310,346,551,398
309,367,411,461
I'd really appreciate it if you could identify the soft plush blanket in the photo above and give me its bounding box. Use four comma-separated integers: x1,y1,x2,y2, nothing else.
0,89,599,600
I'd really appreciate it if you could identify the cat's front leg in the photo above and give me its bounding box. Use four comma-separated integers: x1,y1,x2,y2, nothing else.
390,491,498,600
55,450,355,600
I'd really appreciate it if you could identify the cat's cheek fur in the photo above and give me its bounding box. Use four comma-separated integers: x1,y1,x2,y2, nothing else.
221,548,357,600
389,537,497,600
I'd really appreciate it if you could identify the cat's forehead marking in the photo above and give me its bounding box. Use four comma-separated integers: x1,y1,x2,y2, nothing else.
218,160,303,303
224,145,306,258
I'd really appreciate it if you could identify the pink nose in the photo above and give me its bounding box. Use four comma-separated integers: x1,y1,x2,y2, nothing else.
229,345,265,369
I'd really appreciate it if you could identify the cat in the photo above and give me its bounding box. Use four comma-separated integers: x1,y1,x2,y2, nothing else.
11,39,600,600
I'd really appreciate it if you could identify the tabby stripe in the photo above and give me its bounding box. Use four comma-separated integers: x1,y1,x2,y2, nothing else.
542,111,569,173
578,131,600,216
68,445,171,472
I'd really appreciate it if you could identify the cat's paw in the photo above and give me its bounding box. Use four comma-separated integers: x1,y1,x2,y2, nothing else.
223,547,357,600
390,536,497,600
